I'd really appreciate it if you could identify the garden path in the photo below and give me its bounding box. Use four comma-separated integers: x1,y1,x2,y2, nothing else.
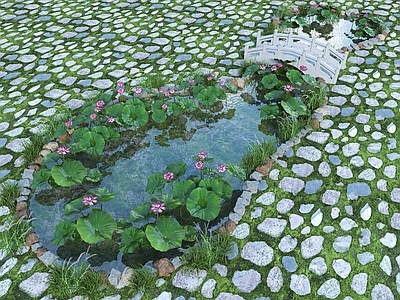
0,0,400,299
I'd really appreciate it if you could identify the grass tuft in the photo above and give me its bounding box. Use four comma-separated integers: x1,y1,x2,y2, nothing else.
21,134,44,166
0,181,20,207
277,115,310,141
48,251,103,299
0,216,31,256
141,73,166,90
180,230,233,270
241,138,277,176
128,266,157,295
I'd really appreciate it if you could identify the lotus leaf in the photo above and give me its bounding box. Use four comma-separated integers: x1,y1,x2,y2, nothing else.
76,209,117,244
172,180,196,203
186,187,220,221
130,202,151,222
264,90,285,101
152,109,167,124
52,220,76,246
120,227,146,253
79,132,105,155
281,97,308,117
160,193,183,209
91,126,120,141
177,97,197,112
146,172,166,194
225,82,237,92
183,225,197,242
261,74,279,89
98,93,112,104
88,187,115,202
260,104,280,120
226,162,247,181
41,152,61,167
106,103,124,118
51,159,87,187
126,98,145,108
302,74,318,86
145,217,186,251
31,169,51,190
121,104,148,127
164,162,188,179
197,87,217,106
64,197,88,216
286,69,304,85
86,169,102,182
243,64,260,77
199,178,232,199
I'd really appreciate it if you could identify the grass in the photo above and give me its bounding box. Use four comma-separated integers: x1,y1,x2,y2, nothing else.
0,216,31,256
241,138,278,176
48,251,106,299
140,73,167,90
303,85,327,111
0,181,20,208
128,266,158,295
21,134,44,167
277,115,309,141
180,230,233,270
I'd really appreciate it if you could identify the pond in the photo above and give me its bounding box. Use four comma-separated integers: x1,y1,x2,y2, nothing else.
29,88,273,271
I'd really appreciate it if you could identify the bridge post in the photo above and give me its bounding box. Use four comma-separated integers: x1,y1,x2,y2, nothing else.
256,31,261,47
287,29,293,47
273,29,279,46
244,44,249,61
323,42,331,59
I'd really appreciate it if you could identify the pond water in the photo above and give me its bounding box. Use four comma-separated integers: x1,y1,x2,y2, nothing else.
30,89,273,271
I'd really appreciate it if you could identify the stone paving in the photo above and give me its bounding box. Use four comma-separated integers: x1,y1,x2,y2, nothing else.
0,0,400,299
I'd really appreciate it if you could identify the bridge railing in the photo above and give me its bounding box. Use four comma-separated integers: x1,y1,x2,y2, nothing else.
244,30,348,84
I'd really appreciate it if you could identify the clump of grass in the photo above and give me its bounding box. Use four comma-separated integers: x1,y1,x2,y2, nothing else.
0,181,20,207
181,231,233,270
128,266,157,295
241,138,278,176
303,85,327,111
141,73,166,89
277,115,310,141
49,252,102,299
0,216,31,256
21,134,44,166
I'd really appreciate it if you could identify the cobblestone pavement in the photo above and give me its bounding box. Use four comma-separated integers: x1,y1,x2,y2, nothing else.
0,0,400,299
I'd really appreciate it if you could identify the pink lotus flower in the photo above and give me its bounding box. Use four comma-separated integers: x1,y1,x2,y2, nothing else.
198,151,207,159
134,87,142,94
260,64,266,70
210,72,216,77
271,65,278,71
283,84,294,92
150,201,166,214
107,117,115,123
217,164,227,173
164,91,170,97
195,161,204,169
57,145,70,155
207,76,213,81
82,194,98,206
292,7,300,13
162,103,168,109
159,88,164,93
189,78,194,84
220,81,225,86
164,172,174,181
117,81,124,86
96,100,105,107
276,62,283,68
65,120,72,127
169,89,175,94
90,113,97,120
299,65,308,71
117,87,124,94
94,106,101,113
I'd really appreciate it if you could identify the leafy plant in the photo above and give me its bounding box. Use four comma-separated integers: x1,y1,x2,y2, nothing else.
241,139,277,176
0,181,20,207
181,230,233,270
0,216,31,256
128,266,157,294
48,252,103,299
349,12,384,38
145,217,186,251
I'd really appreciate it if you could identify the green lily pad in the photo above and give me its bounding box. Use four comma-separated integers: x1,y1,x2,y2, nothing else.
145,217,186,251
281,97,308,117
52,220,76,246
261,74,279,89
186,187,220,221
120,227,146,253
76,209,117,244
260,104,280,120
51,159,87,187
78,132,105,155
122,103,148,127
